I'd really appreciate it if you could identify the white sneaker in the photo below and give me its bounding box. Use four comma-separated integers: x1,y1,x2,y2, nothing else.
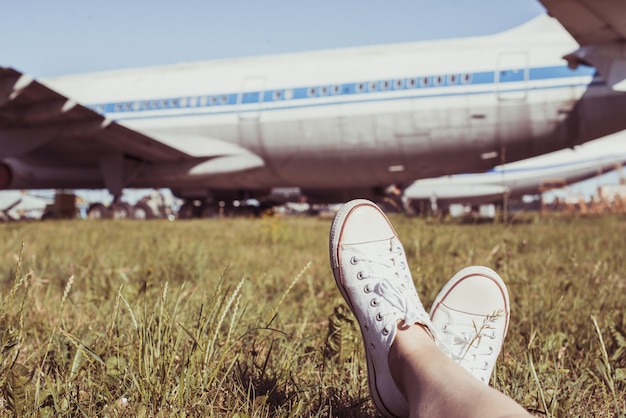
429,266,510,384
330,199,433,418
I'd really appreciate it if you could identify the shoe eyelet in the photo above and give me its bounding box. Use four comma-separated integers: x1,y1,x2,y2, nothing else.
487,346,494,355
363,284,371,293
382,328,390,336
370,299,379,307
442,324,449,333
350,256,358,265
363,324,369,331
488,332,496,340
369,342,375,349
357,271,365,280
376,313,383,321
482,361,489,370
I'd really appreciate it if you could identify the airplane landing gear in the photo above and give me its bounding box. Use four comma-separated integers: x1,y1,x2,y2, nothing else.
132,200,155,220
110,201,133,219
178,199,205,219
177,199,223,219
177,198,263,219
86,202,109,219
86,200,157,220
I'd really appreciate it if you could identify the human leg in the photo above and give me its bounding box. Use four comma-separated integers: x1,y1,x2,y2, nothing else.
389,323,531,418
430,266,510,384
329,199,433,417
389,266,530,417
329,199,531,418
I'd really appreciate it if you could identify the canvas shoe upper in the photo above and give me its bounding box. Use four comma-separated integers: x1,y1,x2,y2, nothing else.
429,266,510,384
330,199,434,418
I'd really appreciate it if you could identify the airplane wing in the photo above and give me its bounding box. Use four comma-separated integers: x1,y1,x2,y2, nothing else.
539,0,626,90
0,67,263,194
0,67,190,164
539,0,626,44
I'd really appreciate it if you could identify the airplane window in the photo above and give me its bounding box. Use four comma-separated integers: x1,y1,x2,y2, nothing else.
221,95,228,104
462,73,472,84
356,83,365,93
332,85,341,95
200,96,208,106
159,100,167,109
284,89,294,100
132,102,140,111
421,77,430,87
319,86,328,96
394,79,404,89
407,78,417,88
381,80,390,90
369,81,378,91
434,76,443,86
273,90,282,100
308,87,317,97
180,97,188,107
448,74,457,85
114,103,122,112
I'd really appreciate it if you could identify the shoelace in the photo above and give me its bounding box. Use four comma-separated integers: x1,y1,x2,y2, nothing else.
352,242,427,328
439,320,497,375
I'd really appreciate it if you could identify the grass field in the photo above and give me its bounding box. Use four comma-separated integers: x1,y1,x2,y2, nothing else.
0,213,624,417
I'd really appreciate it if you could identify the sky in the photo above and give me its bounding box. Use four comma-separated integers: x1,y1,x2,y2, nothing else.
1,0,623,201
2,0,546,77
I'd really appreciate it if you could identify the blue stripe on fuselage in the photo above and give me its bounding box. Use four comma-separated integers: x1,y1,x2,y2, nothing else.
86,65,598,121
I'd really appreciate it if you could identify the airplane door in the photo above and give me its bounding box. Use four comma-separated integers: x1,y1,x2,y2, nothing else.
238,77,266,149
496,51,528,101
494,51,533,164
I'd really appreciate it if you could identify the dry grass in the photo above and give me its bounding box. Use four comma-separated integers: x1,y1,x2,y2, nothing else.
0,213,624,417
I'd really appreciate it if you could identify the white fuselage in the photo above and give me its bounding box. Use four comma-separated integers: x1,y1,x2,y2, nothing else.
11,15,626,202
403,131,626,206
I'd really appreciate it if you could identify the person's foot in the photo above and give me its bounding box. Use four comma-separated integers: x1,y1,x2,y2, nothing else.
330,199,433,417
429,266,510,384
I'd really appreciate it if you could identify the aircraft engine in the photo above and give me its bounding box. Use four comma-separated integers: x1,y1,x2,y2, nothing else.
0,162,12,189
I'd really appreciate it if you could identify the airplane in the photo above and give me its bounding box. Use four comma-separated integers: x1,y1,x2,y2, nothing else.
2,0,626,218
402,130,626,215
